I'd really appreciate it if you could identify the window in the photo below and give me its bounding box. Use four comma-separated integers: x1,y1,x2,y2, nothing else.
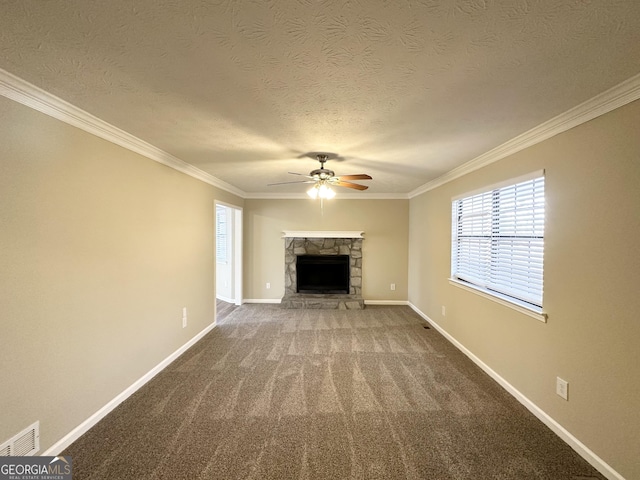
216,205,228,263
451,172,545,312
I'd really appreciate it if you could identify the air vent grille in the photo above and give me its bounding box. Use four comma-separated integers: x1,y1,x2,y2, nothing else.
0,422,39,457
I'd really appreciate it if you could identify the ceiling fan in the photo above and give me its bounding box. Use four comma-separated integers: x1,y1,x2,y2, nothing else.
268,154,372,198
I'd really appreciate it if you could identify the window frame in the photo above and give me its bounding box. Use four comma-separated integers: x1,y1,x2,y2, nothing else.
449,171,547,322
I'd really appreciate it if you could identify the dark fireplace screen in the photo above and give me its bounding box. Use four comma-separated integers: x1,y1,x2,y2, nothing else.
296,255,350,294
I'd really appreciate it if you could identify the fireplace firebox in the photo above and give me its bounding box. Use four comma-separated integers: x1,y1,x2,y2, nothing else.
296,255,349,294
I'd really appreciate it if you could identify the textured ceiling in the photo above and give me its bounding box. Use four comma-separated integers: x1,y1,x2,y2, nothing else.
1,0,640,195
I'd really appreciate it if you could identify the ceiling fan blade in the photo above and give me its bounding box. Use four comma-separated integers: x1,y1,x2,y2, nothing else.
287,172,314,178
336,174,372,181
267,180,315,186
334,180,369,191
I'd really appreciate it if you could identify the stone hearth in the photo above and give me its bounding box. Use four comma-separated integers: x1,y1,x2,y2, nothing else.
281,234,365,309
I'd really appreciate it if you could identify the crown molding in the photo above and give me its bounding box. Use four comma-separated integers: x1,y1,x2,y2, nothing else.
0,68,246,198
409,72,640,199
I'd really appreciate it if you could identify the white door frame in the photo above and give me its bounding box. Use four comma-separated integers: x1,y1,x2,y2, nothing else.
232,206,243,306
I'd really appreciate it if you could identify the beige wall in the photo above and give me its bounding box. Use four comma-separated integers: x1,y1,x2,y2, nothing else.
0,96,243,452
243,199,409,301
408,99,640,479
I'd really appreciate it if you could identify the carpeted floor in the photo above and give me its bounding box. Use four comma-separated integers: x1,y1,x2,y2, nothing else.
63,305,605,479
216,299,239,323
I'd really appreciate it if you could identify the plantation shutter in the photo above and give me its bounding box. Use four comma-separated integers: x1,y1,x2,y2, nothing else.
452,174,545,308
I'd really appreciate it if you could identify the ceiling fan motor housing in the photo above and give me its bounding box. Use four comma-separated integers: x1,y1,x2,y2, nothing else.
310,154,334,179
309,168,335,180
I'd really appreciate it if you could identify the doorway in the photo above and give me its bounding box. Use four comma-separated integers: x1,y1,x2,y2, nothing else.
215,202,243,307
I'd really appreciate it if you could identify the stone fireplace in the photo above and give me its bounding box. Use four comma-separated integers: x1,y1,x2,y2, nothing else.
281,231,365,309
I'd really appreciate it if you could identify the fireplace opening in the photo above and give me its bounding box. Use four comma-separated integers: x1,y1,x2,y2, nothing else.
296,255,349,294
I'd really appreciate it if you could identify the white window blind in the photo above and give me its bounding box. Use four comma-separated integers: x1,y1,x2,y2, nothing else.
451,174,545,309
216,205,228,263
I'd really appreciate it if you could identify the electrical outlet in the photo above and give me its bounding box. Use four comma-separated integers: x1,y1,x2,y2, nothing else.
441,306,446,316
266,282,271,289
556,377,568,400
182,307,187,328
390,283,396,291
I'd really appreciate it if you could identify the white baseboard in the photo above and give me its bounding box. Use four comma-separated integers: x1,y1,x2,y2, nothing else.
407,303,624,480
216,294,234,304
243,298,281,304
42,320,218,456
364,300,409,305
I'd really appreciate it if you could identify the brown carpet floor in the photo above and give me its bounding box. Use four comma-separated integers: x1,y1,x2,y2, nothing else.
64,305,605,479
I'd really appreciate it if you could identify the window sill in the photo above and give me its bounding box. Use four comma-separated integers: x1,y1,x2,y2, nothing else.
448,278,548,323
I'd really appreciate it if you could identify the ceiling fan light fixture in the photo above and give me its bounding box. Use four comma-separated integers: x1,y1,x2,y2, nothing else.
326,187,336,199
307,185,319,199
307,182,335,199
319,183,335,199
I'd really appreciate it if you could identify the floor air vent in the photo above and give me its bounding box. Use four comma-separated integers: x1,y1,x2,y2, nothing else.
0,421,40,456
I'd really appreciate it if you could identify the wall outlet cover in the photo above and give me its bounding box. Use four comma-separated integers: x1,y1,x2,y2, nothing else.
556,377,569,400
